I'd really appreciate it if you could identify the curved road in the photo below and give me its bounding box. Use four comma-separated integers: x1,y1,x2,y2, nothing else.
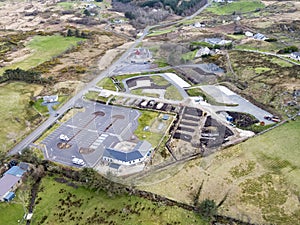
8,0,211,156
8,28,149,156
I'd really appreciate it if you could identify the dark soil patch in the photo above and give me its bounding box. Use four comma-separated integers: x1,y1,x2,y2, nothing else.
173,132,192,142
226,111,259,127
201,116,234,148
182,115,199,122
180,121,198,126
177,126,195,133
79,147,95,154
184,107,203,117
57,142,72,149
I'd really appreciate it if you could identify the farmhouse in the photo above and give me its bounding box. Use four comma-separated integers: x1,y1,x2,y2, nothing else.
0,164,28,202
204,38,232,46
102,141,152,166
253,33,266,41
291,52,300,61
43,95,58,103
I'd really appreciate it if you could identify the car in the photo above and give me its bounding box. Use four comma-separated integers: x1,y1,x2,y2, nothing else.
72,158,85,166
264,115,272,121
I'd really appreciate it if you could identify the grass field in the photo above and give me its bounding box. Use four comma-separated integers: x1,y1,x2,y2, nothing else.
131,89,160,98
31,176,207,225
165,85,183,101
0,82,43,153
0,203,25,225
0,35,84,75
137,118,300,224
207,0,265,15
97,77,116,91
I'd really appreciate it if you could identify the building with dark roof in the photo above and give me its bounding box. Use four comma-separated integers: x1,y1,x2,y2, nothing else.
102,141,152,166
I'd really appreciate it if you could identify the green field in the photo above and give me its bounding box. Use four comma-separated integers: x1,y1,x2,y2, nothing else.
0,35,84,75
165,85,183,101
0,203,24,225
30,176,207,225
207,0,264,15
97,77,116,91
0,82,43,153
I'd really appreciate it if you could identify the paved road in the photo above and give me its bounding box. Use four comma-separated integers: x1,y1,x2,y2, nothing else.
8,28,150,156
8,0,211,156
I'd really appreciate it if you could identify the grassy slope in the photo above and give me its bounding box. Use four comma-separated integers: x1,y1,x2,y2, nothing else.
97,77,116,91
0,35,83,75
137,118,300,224
0,82,42,153
207,0,264,15
31,176,207,225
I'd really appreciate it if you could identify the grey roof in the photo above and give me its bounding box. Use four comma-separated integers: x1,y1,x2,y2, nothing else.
0,174,20,196
19,162,29,171
291,52,300,57
205,38,222,45
103,149,143,162
253,33,265,40
103,141,152,162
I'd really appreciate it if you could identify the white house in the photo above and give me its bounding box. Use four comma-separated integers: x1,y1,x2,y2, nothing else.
102,141,152,166
291,52,300,61
245,31,253,37
253,33,266,41
43,95,58,103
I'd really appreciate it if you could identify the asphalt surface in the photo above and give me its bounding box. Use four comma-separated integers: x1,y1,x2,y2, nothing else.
199,85,275,124
121,73,189,99
8,27,150,156
41,100,140,167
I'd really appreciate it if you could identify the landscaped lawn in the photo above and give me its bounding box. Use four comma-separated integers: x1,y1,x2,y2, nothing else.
0,35,84,75
31,176,207,225
207,0,264,15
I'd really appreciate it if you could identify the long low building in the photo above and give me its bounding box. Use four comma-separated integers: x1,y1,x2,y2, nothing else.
102,141,152,166
0,163,29,202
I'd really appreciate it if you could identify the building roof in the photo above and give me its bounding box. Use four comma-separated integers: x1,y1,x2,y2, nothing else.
0,174,20,196
4,192,15,201
19,162,29,171
104,149,143,162
205,38,223,45
253,33,266,40
291,52,300,57
5,166,25,177
103,141,152,162
43,95,58,102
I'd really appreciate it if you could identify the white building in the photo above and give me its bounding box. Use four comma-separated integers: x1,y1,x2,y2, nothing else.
102,141,152,166
291,52,300,61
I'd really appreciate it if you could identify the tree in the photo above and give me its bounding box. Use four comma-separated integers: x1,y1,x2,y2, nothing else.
197,199,217,220
67,29,73,37
83,9,91,17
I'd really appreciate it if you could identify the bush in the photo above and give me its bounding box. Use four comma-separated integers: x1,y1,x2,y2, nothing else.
197,199,217,220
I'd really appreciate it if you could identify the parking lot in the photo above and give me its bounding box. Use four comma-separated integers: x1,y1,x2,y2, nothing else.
42,100,140,167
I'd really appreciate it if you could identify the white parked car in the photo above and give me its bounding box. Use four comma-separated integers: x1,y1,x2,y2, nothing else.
72,158,85,166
